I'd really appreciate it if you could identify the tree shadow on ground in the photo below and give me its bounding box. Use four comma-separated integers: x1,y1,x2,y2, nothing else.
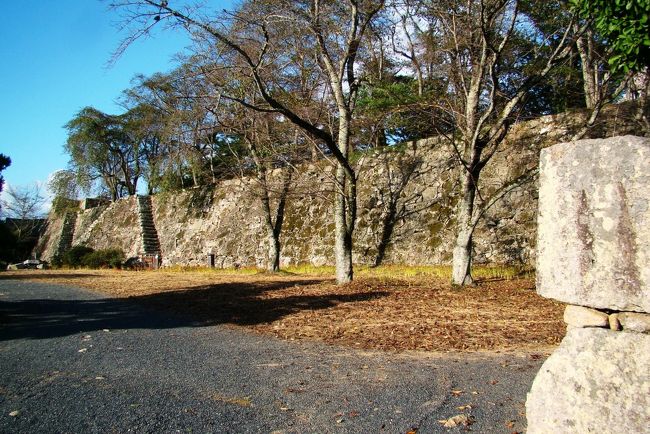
0,272,104,280
0,279,389,341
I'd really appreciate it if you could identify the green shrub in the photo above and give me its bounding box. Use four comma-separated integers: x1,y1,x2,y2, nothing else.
81,249,124,269
62,246,94,268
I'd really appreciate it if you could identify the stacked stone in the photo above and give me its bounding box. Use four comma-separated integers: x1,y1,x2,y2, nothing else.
526,136,650,433
564,305,650,332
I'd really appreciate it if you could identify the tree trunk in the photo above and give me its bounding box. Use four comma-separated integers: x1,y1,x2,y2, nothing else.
334,118,355,284
257,163,291,273
575,29,598,109
267,230,281,272
259,181,282,273
334,163,354,284
452,226,473,286
451,170,477,286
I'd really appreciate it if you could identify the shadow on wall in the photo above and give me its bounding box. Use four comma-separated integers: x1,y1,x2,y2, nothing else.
0,279,388,341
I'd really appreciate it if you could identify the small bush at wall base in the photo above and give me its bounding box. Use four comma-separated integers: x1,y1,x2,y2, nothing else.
81,249,125,269
59,246,125,269
62,246,95,268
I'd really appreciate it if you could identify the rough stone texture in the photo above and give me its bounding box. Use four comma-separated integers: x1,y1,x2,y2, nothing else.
618,312,650,333
608,313,622,331
72,197,142,259
526,328,650,434
36,104,645,267
563,305,609,328
34,210,67,260
537,135,650,313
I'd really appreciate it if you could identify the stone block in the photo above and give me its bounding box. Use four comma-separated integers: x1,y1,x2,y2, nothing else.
537,136,650,312
608,313,622,331
563,305,608,328
526,328,650,434
618,312,650,334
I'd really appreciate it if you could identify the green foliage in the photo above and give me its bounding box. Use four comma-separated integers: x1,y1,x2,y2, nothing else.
81,249,125,269
571,0,650,72
65,106,149,200
61,245,95,268
51,197,80,216
0,153,10,196
357,80,420,112
48,170,82,215
59,245,125,269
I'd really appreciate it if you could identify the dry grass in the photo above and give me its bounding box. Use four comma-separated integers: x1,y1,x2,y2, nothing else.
1,268,564,353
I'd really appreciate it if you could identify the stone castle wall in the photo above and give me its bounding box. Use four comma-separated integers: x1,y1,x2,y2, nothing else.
36,104,646,267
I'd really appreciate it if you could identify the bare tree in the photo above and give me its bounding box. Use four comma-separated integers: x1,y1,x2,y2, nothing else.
111,0,385,283
2,184,46,220
1,183,47,247
220,104,302,272
416,0,578,285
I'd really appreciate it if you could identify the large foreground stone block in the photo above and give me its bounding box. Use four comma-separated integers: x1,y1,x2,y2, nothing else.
526,328,650,433
537,136,650,312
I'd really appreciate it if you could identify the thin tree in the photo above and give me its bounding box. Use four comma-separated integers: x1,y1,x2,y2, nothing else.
419,0,579,285
111,0,385,283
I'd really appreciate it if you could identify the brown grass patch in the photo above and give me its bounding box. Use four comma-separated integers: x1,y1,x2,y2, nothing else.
1,269,565,353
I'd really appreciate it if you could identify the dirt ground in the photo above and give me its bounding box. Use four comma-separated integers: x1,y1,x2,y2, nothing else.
1,269,565,353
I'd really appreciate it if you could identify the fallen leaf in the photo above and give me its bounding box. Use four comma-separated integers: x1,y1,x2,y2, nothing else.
456,405,472,411
451,390,464,396
78,348,87,353
438,414,474,428
95,376,105,380
406,429,418,434
285,388,305,394
211,394,251,407
336,418,344,424
9,410,19,417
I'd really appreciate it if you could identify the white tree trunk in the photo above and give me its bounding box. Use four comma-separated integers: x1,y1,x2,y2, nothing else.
452,227,473,286
267,230,280,273
334,174,353,284
333,117,354,284
451,171,476,286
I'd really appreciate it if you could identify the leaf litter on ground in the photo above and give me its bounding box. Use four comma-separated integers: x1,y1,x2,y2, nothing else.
3,270,565,353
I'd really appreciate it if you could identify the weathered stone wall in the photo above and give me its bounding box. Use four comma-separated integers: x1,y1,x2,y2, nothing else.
37,104,646,267
72,196,142,258
34,212,66,261
526,136,650,433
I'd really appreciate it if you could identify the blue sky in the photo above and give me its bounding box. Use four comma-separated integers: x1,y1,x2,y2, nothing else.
0,0,231,208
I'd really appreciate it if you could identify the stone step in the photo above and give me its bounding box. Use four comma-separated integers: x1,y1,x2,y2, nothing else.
137,196,161,260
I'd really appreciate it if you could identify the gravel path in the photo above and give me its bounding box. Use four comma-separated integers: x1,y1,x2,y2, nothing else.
0,280,545,433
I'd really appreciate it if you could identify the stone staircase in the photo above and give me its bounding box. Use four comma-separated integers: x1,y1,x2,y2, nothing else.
55,211,77,258
137,195,161,265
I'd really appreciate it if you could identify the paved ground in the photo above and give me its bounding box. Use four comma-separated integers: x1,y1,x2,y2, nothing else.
0,280,546,433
